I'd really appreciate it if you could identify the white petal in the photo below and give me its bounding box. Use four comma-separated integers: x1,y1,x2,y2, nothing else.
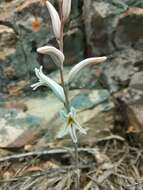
69,125,77,143
70,107,76,118
46,1,61,39
56,124,69,138
37,46,64,67
60,110,68,121
33,66,66,103
73,122,87,135
68,57,107,83
62,0,71,21
31,81,43,90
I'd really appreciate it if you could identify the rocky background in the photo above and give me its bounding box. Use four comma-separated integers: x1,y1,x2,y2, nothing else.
0,0,143,147
0,0,143,95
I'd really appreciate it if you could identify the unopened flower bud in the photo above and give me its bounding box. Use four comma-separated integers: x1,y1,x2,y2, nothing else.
46,1,61,39
62,0,71,22
37,46,65,67
68,57,107,83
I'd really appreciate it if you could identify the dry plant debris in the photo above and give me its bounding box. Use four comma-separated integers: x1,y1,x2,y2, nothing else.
0,139,142,190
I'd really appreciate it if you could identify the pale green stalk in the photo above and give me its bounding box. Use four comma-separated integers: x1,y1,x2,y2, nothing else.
58,1,80,189
58,0,70,113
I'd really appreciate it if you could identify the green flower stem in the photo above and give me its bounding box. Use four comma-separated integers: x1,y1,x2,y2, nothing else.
59,1,80,189
74,142,80,190
59,66,70,112
58,0,70,113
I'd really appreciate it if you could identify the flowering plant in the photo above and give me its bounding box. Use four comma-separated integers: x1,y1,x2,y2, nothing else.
31,0,107,188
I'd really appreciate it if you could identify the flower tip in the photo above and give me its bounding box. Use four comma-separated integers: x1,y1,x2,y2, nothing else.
37,47,41,54
46,0,61,39
39,65,43,71
30,84,36,90
101,56,107,62
62,0,72,22
34,68,38,72
94,56,107,63
37,47,46,54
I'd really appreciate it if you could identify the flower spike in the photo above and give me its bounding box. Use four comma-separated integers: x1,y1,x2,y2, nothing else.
37,46,65,67
68,56,107,83
46,1,61,39
31,66,66,103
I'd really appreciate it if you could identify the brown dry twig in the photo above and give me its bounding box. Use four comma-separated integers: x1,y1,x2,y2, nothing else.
0,148,99,162
0,163,96,183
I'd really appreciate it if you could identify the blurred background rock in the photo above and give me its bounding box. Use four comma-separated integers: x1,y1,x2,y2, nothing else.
0,0,143,145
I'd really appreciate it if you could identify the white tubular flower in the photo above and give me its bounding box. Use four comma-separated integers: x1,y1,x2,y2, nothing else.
68,56,107,83
37,46,65,67
62,0,71,22
46,1,61,39
31,66,65,103
57,107,87,143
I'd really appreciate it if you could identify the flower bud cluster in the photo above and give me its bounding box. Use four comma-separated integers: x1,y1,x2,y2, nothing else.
46,0,71,39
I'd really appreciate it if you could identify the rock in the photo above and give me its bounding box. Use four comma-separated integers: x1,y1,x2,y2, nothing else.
83,0,117,56
118,71,143,105
103,48,143,93
0,25,17,60
83,1,143,55
70,89,111,111
82,1,143,95
126,104,143,144
126,71,143,143
7,80,28,96
113,96,143,144
114,7,143,50
130,71,143,92
112,70,143,144
0,107,42,148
